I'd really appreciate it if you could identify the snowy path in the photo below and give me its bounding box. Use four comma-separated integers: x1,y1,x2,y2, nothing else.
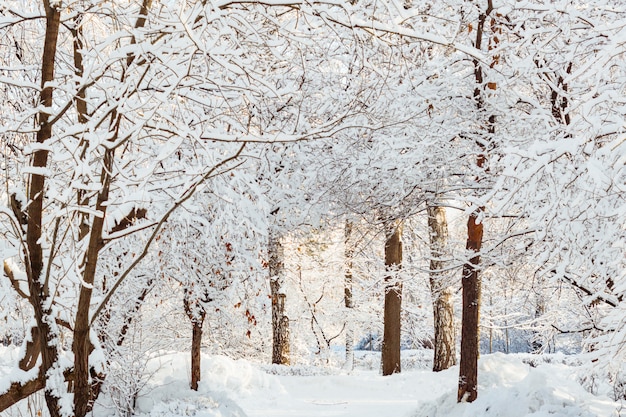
239,370,455,417
3,348,620,417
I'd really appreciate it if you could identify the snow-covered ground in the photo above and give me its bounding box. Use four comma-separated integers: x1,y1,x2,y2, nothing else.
1,347,623,417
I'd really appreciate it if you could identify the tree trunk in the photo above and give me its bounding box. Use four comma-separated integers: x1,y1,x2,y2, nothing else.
344,220,355,370
382,223,402,376
458,210,483,402
183,292,207,391
71,15,91,241
532,281,546,352
457,0,494,403
270,230,290,365
428,205,456,372
24,3,62,416
73,154,112,417
74,2,154,413
191,320,204,390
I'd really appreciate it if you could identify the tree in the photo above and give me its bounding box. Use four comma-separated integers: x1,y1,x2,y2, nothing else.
490,0,626,396
19,1,63,415
458,207,484,402
344,219,355,370
457,0,501,402
0,0,352,414
269,227,290,365
382,221,403,375
427,204,456,371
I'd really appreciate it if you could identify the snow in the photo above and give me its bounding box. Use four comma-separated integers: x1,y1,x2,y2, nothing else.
0,346,621,416
412,354,620,417
53,351,620,417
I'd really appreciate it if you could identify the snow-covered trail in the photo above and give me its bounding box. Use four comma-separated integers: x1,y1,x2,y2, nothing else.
240,370,455,417
1,347,622,417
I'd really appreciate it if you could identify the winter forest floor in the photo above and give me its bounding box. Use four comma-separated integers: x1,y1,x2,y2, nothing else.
1,348,623,417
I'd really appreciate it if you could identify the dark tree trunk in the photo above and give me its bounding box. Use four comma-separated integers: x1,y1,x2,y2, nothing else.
74,1,153,412
24,3,62,416
458,211,483,402
191,320,203,390
457,0,494,403
73,148,114,417
184,293,207,391
427,205,456,372
382,223,402,376
270,230,290,365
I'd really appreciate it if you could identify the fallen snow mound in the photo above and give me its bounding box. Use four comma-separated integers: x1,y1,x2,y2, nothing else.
95,352,281,417
133,396,246,417
412,353,619,417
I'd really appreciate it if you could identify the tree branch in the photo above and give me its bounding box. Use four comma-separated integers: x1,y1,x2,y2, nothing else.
555,270,618,308
90,143,246,325
0,375,45,412
3,260,29,299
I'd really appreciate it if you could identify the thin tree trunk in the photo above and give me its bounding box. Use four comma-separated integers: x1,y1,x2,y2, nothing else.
71,15,91,241
382,223,402,376
190,321,203,390
427,205,456,372
24,2,62,415
73,148,113,417
183,294,206,391
74,2,153,413
344,220,355,370
532,282,546,352
270,230,290,365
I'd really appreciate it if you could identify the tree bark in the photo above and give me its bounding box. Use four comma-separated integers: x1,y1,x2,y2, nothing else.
183,290,207,391
532,279,546,352
73,148,113,417
73,2,154,413
190,320,203,390
18,326,41,371
22,2,62,415
344,220,355,370
0,377,45,413
458,211,483,402
270,230,290,365
457,0,494,403
382,223,402,376
71,15,91,241
427,205,456,372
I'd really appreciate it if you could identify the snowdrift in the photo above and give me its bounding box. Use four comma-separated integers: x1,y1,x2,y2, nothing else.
413,353,620,417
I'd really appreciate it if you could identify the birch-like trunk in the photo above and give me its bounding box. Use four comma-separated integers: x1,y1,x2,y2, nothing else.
270,230,290,365
344,220,355,370
427,205,456,372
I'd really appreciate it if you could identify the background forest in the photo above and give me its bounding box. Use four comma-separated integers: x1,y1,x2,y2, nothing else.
0,0,625,416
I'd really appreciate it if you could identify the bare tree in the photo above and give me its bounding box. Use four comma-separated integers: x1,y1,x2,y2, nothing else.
21,2,63,415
